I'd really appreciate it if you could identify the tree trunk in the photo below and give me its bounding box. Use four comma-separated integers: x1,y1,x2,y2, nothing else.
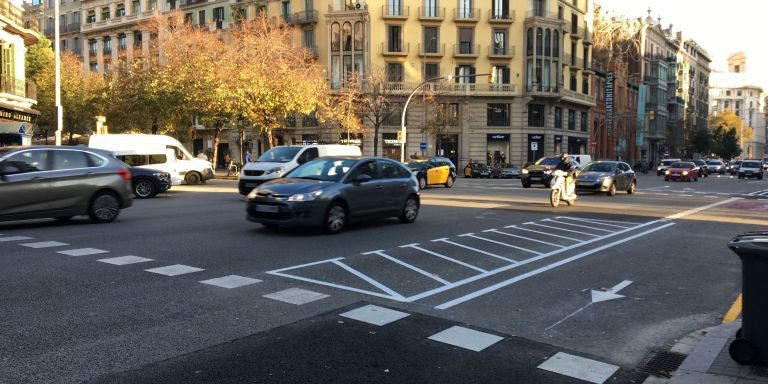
266,129,275,149
151,117,159,135
373,122,380,156
239,126,245,164
211,124,221,170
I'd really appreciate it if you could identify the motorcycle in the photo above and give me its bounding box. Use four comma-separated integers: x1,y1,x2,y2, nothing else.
549,170,578,207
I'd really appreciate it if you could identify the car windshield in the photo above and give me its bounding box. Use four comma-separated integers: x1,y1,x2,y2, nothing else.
662,160,677,166
707,161,723,165
583,162,616,173
499,163,517,168
671,162,692,169
407,161,427,170
693,160,705,165
742,161,761,168
257,147,302,163
285,158,356,182
536,157,561,166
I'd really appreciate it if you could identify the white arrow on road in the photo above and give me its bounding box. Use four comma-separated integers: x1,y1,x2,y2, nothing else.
546,280,633,331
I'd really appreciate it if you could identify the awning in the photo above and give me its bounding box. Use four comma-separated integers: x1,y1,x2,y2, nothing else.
0,121,33,136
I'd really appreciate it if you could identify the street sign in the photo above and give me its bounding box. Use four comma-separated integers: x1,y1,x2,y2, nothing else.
531,142,538,151
420,142,427,150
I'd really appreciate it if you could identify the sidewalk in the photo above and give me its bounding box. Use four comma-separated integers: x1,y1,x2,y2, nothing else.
214,169,239,180
644,320,768,384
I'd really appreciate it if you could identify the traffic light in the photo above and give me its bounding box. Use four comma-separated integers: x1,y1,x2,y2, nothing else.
396,131,403,142
488,66,497,84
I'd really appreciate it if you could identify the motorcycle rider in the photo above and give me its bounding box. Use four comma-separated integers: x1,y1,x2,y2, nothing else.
554,153,577,192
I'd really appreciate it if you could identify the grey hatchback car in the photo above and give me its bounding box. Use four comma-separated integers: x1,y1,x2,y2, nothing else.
246,156,420,234
0,146,133,223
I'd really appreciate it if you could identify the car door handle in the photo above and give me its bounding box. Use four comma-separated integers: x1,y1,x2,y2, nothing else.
399,183,407,187
375,185,383,189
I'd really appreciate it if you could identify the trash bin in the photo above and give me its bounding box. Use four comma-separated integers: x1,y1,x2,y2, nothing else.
728,231,768,365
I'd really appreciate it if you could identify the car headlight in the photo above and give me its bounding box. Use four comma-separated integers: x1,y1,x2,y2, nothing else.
247,190,258,199
665,170,670,175
287,190,323,202
544,170,552,175
682,171,688,175
153,172,167,178
266,166,285,175
522,169,529,174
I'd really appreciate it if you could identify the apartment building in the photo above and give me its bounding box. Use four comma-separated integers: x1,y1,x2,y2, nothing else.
0,0,39,146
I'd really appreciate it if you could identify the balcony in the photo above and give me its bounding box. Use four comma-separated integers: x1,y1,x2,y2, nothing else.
418,6,444,21
561,89,596,106
569,26,583,40
382,5,408,19
304,45,319,58
454,43,480,58
488,44,515,59
381,42,409,57
0,0,24,27
383,82,519,97
180,0,205,7
583,29,593,45
291,10,318,24
68,22,81,32
0,75,36,100
418,43,445,57
525,84,560,98
454,8,479,22
488,9,515,23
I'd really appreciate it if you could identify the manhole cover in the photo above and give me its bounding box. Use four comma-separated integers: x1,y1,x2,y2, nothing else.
635,350,687,377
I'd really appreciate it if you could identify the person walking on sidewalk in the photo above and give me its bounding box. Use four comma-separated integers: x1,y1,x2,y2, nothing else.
245,150,252,163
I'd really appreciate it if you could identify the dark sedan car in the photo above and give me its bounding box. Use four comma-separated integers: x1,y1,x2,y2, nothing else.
691,159,709,177
520,156,561,188
463,162,491,178
128,167,171,199
246,157,420,234
575,161,636,196
491,163,521,179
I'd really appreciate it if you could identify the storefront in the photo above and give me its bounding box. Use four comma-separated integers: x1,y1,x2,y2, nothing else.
382,132,402,161
487,134,510,166
293,134,320,145
339,132,363,153
437,134,459,167
0,122,33,147
568,136,587,155
554,135,563,156
527,134,544,163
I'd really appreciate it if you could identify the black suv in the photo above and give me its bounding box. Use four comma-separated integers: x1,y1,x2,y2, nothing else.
691,159,709,177
521,156,561,188
128,167,171,198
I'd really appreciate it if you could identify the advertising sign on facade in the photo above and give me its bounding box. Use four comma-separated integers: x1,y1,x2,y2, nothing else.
605,72,614,138
636,84,647,148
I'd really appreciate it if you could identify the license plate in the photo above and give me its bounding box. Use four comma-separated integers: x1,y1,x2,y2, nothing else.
577,182,591,186
255,205,279,213
530,177,541,181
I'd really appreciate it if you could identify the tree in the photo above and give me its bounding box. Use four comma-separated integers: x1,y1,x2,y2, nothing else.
359,67,396,156
317,72,364,144
25,36,55,141
421,92,457,156
592,3,642,67
692,128,711,156
710,109,751,159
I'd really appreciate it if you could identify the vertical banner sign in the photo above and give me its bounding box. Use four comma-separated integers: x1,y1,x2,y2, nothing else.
605,72,614,138
636,84,647,147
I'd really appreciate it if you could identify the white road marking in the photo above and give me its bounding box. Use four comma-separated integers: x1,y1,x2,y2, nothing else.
554,216,638,228
680,194,693,197
525,223,600,237
546,280,633,331
200,275,262,289
459,233,541,255
482,229,565,248
362,250,451,285
432,238,517,263
538,352,619,384
400,244,488,272
19,241,68,248
434,222,675,309
339,305,410,326
0,236,33,242
654,193,670,196
504,225,582,242
332,260,406,300
145,264,204,276
664,197,740,220
263,288,329,305
57,248,109,257
98,256,153,265
427,326,504,352
541,219,613,233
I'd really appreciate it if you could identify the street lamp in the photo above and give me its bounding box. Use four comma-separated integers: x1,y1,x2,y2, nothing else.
54,0,63,145
400,75,453,163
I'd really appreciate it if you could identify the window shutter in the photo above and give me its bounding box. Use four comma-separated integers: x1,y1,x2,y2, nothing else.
455,66,460,83
503,68,510,83
469,67,476,83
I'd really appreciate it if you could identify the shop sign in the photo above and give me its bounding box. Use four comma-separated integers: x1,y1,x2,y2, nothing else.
487,134,510,141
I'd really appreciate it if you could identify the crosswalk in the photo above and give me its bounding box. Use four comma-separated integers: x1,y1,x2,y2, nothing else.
746,188,768,198
267,215,672,306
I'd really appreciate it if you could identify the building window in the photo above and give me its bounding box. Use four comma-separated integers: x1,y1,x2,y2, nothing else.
103,36,112,54
487,104,510,126
458,0,473,18
87,10,96,23
88,39,97,55
568,109,575,130
354,22,363,51
424,26,438,53
528,104,545,127
554,107,562,128
493,29,507,55
558,5,563,19
580,111,587,132
443,103,460,126
387,0,402,16
387,62,403,82
424,63,439,80
198,10,205,26
533,0,544,16
89,63,98,72
73,37,80,54
725,90,730,96
387,25,402,52
455,65,475,84
571,13,578,34
184,12,193,24
303,29,315,49
60,39,67,51
492,0,509,19
101,7,110,20
149,0,156,11
116,4,125,16
331,23,340,51
570,74,577,91
167,0,176,10
458,27,473,54
492,65,510,84
133,31,142,48
213,7,224,29
281,1,290,21
343,22,352,51
737,90,742,96
132,0,140,14
582,77,588,95
117,34,126,50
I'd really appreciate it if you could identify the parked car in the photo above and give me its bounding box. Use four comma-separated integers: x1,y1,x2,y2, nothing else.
657,158,681,176
575,161,637,196
406,157,456,190
128,167,171,199
464,162,491,178
727,160,742,175
691,159,709,177
706,160,726,175
0,146,133,223
664,162,699,182
521,156,561,188
763,157,768,171
738,160,764,179
246,157,419,234
491,163,521,179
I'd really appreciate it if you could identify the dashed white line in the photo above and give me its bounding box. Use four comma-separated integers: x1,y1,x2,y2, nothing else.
57,248,109,257
458,233,541,255
541,219,613,233
482,229,565,248
525,223,600,237
19,241,68,248
0,236,33,242
400,244,488,273
432,238,518,263
504,225,582,242
362,250,451,285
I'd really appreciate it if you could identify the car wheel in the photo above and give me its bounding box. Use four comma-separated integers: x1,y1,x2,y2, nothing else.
444,176,454,188
627,181,636,194
522,181,531,188
417,177,426,190
133,179,156,199
607,182,616,196
88,191,121,223
323,202,347,234
184,171,201,185
399,196,419,223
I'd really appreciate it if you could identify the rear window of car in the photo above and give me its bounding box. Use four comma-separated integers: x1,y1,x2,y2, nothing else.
583,162,616,172
707,161,723,165
662,160,677,166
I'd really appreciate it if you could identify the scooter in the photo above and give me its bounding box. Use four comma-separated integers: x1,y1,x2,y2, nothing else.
549,170,577,207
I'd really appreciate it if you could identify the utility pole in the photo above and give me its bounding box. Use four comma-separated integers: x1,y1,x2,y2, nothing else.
54,0,63,146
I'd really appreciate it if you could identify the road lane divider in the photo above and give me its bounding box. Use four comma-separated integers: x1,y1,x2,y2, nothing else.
722,293,742,324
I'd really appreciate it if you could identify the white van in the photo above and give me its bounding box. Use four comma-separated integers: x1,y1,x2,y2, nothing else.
89,134,214,185
569,154,593,169
238,144,362,195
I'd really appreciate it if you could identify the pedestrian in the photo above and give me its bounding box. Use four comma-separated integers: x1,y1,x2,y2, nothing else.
223,153,231,169
245,150,252,163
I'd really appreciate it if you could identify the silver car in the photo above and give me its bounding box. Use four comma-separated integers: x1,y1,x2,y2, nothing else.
0,146,133,223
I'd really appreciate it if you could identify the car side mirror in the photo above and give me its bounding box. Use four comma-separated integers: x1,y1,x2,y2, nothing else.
355,174,372,183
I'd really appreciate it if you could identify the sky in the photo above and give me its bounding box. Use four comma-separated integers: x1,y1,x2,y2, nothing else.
600,0,768,87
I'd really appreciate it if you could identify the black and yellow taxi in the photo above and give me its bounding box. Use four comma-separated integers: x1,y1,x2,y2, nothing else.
406,157,456,190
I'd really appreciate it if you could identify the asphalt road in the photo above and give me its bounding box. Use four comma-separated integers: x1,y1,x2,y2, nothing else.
2,172,766,383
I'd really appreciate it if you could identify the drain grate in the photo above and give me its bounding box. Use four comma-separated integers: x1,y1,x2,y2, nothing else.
635,350,687,377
